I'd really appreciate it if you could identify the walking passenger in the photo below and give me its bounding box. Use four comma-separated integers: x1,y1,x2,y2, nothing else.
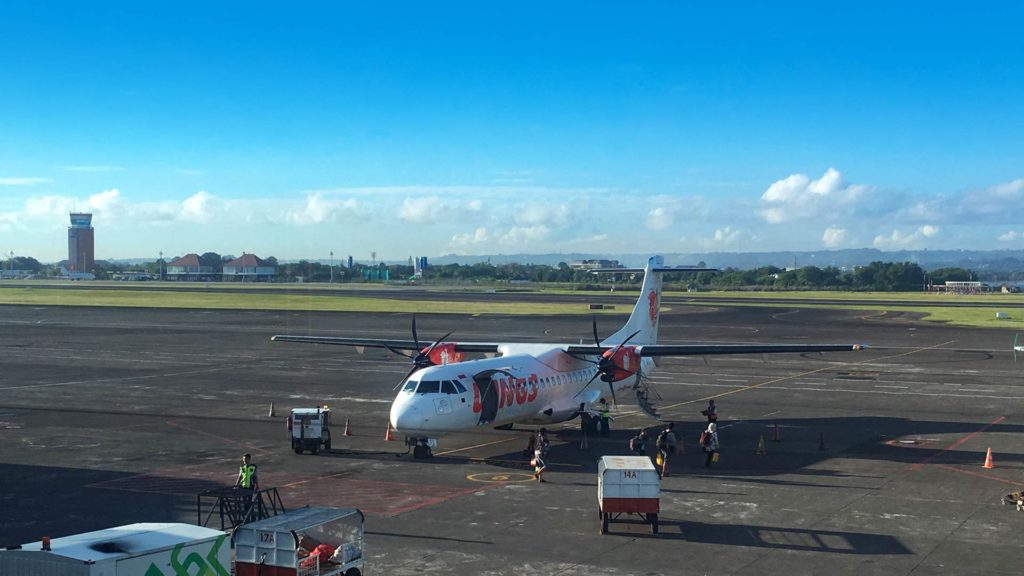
701,399,718,423
655,423,677,477
702,422,720,468
629,429,648,456
533,428,550,482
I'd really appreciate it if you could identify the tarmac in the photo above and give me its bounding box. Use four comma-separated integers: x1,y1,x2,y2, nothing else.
1,297,1023,575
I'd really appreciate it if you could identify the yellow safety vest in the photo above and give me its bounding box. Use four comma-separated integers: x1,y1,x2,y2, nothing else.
239,464,257,488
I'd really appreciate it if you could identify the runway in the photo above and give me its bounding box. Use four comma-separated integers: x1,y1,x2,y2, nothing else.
1,300,1022,575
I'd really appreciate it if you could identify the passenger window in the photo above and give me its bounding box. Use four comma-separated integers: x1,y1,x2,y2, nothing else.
452,380,467,393
417,381,440,394
442,381,457,394
402,380,417,392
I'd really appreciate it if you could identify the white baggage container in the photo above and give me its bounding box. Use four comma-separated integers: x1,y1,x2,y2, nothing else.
234,506,364,576
597,455,661,534
0,523,229,576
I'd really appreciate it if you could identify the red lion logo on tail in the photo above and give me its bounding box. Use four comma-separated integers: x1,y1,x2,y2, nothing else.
647,289,658,325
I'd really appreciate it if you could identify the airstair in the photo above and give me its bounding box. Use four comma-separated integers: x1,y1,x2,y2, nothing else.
634,376,661,421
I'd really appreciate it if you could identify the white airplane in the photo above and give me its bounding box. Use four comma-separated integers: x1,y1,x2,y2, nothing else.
272,256,863,456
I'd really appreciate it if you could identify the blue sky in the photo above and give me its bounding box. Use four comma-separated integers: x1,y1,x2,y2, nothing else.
2,2,1023,262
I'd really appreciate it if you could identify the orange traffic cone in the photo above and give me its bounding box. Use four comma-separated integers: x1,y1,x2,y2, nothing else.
384,422,396,441
983,447,995,469
771,424,780,442
344,418,352,436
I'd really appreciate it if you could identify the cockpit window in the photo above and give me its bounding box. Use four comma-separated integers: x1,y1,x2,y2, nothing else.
452,380,467,393
402,380,417,392
417,380,441,394
441,380,457,394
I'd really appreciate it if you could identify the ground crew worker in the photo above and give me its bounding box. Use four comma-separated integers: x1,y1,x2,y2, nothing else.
236,453,259,491
597,398,611,437
701,399,718,423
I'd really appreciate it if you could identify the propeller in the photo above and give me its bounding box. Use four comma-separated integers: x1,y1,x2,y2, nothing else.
575,329,642,405
387,316,455,389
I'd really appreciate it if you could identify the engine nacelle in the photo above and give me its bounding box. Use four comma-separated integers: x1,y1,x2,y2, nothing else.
602,346,641,382
425,342,465,365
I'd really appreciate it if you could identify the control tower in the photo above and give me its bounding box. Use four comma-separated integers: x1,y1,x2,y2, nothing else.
68,213,94,273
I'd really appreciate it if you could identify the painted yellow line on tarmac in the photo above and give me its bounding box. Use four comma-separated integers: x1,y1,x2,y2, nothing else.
614,339,957,423
467,472,536,483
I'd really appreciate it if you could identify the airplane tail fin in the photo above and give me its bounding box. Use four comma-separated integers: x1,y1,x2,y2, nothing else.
603,256,665,346
595,256,715,347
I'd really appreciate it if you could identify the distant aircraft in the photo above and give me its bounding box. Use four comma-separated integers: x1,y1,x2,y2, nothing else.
1014,334,1023,361
272,256,863,456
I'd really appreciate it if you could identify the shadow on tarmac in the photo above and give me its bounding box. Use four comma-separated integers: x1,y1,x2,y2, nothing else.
606,518,914,555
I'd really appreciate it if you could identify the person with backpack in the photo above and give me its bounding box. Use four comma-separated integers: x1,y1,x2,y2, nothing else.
629,429,648,456
655,422,677,477
701,422,720,468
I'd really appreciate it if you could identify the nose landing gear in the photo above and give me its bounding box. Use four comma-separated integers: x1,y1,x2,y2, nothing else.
406,436,435,459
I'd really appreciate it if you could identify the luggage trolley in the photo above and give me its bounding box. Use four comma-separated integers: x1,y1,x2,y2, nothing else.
234,506,364,576
597,455,661,534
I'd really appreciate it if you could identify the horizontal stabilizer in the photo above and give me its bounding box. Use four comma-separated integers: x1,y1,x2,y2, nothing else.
565,343,863,357
271,335,500,353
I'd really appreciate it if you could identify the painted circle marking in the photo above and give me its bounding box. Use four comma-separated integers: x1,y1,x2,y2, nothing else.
467,472,535,483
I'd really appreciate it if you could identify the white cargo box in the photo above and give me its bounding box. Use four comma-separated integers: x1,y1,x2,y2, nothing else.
0,523,229,576
597,455,660,513
234,506,363,576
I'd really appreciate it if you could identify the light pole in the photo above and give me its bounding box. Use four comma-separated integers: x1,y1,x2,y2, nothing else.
330,251,334,283
158,251,163,280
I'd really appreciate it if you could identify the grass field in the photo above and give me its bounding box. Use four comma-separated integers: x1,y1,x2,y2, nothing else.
0,287,605,316
1,284,1022,329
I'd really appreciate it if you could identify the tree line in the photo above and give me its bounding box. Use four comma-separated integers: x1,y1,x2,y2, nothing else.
2,253,1016,291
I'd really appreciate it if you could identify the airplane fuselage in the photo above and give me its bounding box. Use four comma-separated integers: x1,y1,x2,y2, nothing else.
389,344,654,438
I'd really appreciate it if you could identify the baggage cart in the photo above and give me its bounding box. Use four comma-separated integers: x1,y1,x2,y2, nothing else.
597,455,660,534
235,506,364,576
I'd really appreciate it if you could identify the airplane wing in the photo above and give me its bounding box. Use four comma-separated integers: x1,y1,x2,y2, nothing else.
270,335,501,353
564,343,863,356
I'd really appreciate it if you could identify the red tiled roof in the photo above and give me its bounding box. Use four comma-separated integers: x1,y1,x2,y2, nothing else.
224,253,270,267
168,253,201,266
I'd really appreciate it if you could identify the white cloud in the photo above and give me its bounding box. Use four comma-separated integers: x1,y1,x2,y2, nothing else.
499,225,550,246
88,188,121,212
0,177,52,185
759,168,869,224
646,207,672,231
873,225,940,250
957,178,1024,219
25,195,73,217
821,227,847,248
998,230,1023,242
517,203,570,227
697,226,745,251
180,191,214,223
449,227,490,249
397,196,446,224
285,192,361,226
